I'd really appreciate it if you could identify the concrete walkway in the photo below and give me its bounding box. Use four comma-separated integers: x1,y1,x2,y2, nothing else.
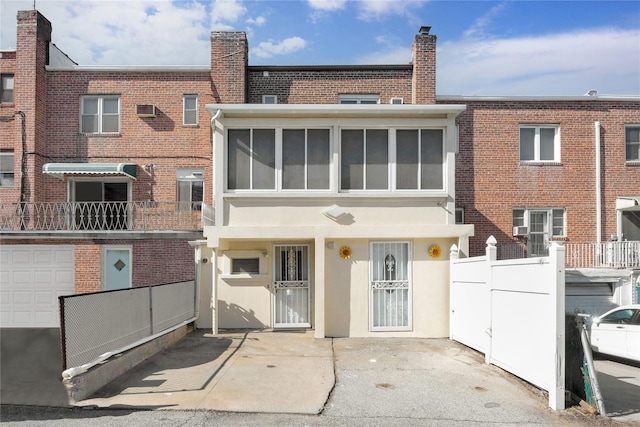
73,329,599,426
78,330,334,414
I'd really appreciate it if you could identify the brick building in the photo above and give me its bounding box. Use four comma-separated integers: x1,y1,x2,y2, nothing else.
1,10,638,332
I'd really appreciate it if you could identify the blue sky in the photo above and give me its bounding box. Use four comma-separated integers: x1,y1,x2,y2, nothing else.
1,0,639,96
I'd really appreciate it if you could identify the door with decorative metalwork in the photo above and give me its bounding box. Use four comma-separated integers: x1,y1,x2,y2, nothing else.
370,241,411,331
272,245,311,328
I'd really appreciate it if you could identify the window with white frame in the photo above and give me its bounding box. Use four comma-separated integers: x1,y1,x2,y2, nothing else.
177,168,204,210
341,128,444,191
1,74,14,103
341,129,388,190
0,150,14,187
81,95,120,133
626,126,640,161
519,125,559,162
513,208,565,257
455,208,464,224
227,128,330,191
339,94,380,104
183,95,198,125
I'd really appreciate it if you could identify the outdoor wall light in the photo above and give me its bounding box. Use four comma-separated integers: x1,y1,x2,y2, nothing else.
261,250,268,257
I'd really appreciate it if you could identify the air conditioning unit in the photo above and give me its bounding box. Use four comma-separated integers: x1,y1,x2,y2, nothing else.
136,104,156,118
390,97,403,105
513,226,528,236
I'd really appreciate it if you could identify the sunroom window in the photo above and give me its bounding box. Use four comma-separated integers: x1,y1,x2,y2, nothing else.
396,129,443,190
341,129,388,190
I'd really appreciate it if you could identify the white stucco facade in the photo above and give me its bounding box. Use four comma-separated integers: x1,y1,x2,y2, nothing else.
202,104,473,338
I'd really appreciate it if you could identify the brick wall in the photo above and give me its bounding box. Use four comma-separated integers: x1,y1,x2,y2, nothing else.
210,32,247,103
447,99,640,256
248,67,412,104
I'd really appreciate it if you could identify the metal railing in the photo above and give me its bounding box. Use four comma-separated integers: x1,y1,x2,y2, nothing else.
500,241,640,269
565,241,640,269
59,281,196,370
0,201,209,232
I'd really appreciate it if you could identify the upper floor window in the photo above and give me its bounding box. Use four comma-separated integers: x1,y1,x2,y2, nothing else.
81,95,120,134
262,95,278,104
1,75,14,103
455,208,464,224
519,125,559,162
341,128,444,191
183,95,198,125
339,94,380,104
626,126,640,161
0,150,14,187
177,168,204,210
227,128,331,191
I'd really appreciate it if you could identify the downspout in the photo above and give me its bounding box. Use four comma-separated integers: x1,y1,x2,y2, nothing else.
595,121,601,243
16,111,26,205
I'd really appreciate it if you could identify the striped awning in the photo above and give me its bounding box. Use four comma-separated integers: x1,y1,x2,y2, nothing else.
42,163,137,180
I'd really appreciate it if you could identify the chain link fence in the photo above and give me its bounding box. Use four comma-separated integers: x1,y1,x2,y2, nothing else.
59,281,196,370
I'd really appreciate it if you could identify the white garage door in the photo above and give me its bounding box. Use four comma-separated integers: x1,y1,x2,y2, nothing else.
0,245,75,327
566,283,614,317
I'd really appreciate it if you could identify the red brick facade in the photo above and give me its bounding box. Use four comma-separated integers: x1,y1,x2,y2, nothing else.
1,9,638,293
446,99,640,256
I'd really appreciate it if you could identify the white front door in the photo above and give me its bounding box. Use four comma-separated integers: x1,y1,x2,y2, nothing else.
370,241,411,331
104,247,132,290
272,245,310,328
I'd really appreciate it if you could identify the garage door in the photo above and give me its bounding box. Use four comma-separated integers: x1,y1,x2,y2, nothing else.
0,245,75,327
566,283,614,317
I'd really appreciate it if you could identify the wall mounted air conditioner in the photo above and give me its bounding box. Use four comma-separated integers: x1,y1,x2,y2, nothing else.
513,226,528,236
136,104,156,118
390,97,403,105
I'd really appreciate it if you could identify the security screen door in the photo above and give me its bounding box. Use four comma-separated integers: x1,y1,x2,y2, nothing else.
370,241,411,331
272,245,310,328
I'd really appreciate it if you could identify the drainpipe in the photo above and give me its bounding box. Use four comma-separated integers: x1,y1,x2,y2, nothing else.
595,121,601,243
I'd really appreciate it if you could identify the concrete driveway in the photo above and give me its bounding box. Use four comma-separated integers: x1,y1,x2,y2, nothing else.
70,330,599,425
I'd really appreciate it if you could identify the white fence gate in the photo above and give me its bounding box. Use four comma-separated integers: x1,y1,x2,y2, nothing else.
450,236,566,410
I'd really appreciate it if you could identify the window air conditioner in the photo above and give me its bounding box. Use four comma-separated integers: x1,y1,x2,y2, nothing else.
136,104,156,117
390,97,403,104
513,226,528,236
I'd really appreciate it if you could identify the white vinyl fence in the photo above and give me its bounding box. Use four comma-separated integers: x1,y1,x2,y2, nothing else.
450,236,566,410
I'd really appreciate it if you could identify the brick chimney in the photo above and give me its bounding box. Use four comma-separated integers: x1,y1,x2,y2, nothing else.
210,32,248,104
15,10,52,202
411,26,436,105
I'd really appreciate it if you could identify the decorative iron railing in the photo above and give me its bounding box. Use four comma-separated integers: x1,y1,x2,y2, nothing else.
500,241,640,269
0,202,209,232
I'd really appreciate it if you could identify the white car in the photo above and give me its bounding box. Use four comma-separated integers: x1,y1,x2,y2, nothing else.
589,304,640,363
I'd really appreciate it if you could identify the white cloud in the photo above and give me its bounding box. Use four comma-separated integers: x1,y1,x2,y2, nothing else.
463,2,507,39
210,0,246,22
307,0,348,11
246,16,266,26
357,34,411,64
356,0,426,21
2,0,212,65
437,28,640,96
252,36,307,59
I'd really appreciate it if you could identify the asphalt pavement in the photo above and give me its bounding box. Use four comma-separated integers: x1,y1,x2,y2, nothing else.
1,329,636,426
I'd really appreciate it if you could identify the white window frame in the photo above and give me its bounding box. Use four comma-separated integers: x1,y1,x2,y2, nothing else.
340,127,446,192
183,94,198,125
513,208,566,256
626,125,640,162
0,150,14,187
455,208,464,224
80,95,120,134
339,94,380,104
262,95,278,104
519,125,560,162
177,168,204,210
226,127,332,192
